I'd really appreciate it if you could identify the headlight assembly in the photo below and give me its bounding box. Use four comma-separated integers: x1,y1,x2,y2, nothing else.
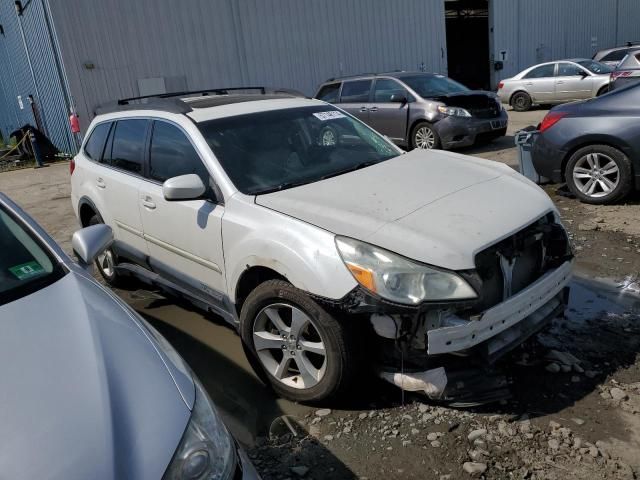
163,379,236,480
437,105,471,117
335,236,477,305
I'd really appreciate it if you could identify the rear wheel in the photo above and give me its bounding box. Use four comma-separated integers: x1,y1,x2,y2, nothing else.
565,145,633,204
240,280,358,403
88,215,134,287
411,122,441,150
511,91,532,112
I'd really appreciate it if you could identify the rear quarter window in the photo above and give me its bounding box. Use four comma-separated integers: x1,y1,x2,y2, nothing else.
316,83,341,103
83,122,111,161
601,49,628,62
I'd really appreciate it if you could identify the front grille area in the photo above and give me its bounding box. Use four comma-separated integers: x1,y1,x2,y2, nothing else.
469,105,501,118
473,214,572,311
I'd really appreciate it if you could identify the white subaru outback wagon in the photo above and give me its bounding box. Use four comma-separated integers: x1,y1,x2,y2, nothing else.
71,88,574,403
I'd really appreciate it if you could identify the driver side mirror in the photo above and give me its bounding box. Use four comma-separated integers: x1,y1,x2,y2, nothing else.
390,93,407,104
579,70,589,78
72,224,114,267
163,174,206,201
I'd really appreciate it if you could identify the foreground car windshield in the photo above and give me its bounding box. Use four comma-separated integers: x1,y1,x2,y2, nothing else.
401,74,470,97
0,207,64,305
577,60,613,74
198,106,399,194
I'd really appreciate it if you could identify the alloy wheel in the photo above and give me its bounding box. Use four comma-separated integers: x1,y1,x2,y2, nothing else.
572,153,620,198
414,126,436,149
252,303,327,389
96,249,115,278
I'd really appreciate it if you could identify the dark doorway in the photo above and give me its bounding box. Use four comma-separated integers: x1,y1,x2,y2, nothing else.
444,0,490,90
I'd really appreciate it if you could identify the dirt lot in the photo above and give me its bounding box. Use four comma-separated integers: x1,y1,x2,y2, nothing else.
1,108,639,480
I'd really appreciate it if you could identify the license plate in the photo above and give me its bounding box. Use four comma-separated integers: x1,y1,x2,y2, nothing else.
490,120,505,130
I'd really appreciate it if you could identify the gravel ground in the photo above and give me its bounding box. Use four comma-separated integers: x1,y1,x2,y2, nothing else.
0,108,639,480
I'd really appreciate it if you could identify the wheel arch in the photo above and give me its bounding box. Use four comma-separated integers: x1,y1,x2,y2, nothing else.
234,266,287,314
78,196,101,227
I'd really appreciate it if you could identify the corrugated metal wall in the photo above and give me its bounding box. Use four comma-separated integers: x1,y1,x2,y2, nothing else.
47,0,447,132
0,0,75,152
491,0,640,82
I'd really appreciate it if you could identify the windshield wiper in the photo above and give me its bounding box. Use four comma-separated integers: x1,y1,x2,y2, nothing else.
319,160,379,181
252,180,312,195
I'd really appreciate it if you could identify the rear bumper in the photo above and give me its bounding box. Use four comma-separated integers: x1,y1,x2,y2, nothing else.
530,132,567,183
435,110,508,149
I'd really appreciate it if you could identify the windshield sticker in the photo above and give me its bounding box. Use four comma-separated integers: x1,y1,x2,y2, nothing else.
313,111,346,121
9,261,44,280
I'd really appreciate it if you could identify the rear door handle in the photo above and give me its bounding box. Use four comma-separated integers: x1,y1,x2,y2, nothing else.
96,177,106,189
556,81,564,84
359,107,368,112
368,107,378,112
141,195,156,210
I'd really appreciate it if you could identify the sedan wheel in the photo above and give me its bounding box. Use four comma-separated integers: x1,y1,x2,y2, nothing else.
253,303,327,389
96,249,116,278
572,153,619,198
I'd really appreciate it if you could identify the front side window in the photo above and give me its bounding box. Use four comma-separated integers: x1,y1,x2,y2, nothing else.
107,119,148,174
400,74,469,98
84,122,111,161
523,64,555,79
149,121,210,185
340,80,372,103
198,106,398,195
373,79,409,102
316,83,341,103
0,206,64,306
576,60,613,74
557,63,585,76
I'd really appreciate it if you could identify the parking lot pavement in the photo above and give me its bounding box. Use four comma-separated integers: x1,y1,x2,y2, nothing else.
2,111,640,479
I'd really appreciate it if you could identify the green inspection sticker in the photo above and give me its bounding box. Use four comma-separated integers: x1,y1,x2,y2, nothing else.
9,261,45,280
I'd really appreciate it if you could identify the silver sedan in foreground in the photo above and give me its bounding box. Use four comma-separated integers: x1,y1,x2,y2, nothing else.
0,192,259,480
498,59,613,111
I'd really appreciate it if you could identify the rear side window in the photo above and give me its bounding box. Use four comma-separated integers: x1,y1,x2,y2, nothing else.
149,121,210,187
523,64,555,79
83,122,111,161
107,119,148,174
601,49,628,62
316,83,341,103
340,80,372,103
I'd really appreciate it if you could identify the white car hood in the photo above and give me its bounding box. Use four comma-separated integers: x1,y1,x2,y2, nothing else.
256,150,554,270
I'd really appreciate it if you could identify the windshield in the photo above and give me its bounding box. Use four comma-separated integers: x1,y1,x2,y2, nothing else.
576,60,613,74
401,74,470,98
198,106,399,195
0,206,64,306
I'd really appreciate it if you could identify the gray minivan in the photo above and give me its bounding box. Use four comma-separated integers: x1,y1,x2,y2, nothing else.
314,72,507,150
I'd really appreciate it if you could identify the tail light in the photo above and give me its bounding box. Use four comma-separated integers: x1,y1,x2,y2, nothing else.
69,157,75,175
539,112,567,133
610,70,632,81
497,82,504,89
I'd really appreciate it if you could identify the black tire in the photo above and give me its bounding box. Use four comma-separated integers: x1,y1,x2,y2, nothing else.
410,121,441,150
596,85,610,97
564,145,633,205
239,280,359,403
88,215,135,288
510,91,532,112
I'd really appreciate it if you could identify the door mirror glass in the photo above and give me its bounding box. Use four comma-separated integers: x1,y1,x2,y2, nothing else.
163,174,206,201
389,93,407,103
72,224,114,266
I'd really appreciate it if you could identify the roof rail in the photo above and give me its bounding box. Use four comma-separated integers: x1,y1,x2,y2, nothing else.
625,41,640,47
94,86,306,116
325,70,407,82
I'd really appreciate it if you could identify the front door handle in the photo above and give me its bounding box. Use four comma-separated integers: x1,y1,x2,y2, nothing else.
556,81,564,84
525,82,533,86
141,195,156,210
359,107,368,112
96,177,106,189
368,107,378,112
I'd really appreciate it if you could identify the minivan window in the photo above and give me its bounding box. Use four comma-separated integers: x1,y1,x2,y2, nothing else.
601,49,628,62
108,119,148,174
149,121,211,188
340,80,372,103
400,74,469,98
523,64,555,79
373,79,409,102
198,105,398,195
84,122,111,161
316,83,341,103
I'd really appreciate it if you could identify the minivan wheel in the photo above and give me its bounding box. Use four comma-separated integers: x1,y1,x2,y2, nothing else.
240,280,358,403
88,215,134,287
511,91,532,112
411,122,440,150
565,145,633,204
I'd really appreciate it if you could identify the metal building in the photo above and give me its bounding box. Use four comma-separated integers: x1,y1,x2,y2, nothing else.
0,0,639,153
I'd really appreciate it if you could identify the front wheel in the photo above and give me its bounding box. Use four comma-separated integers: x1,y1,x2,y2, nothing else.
88,215,134,287
596,85,610,96
411,122,441,150
565,145,633,204
239,280,358,403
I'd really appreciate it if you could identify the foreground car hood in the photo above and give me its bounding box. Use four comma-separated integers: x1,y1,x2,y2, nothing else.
0,272,192,480
256,150,553,270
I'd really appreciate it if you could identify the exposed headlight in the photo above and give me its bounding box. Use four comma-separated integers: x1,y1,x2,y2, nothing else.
163,378,236,480
335,236,477,305
437,105,471,117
